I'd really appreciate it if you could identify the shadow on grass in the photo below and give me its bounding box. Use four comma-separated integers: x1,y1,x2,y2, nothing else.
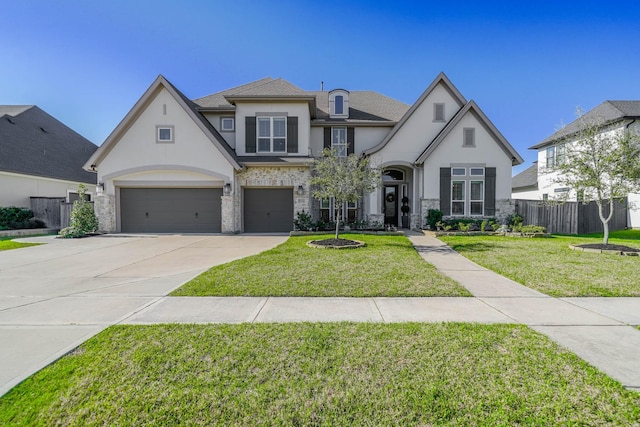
441,242,506,253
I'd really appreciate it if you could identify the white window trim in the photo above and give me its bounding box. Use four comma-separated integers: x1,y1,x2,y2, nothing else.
451,180,466,216
156,125,174,143
331,126,347,157
257,116,287,153
470,180,485,216
221,117,235,132
320,197,357,221
329,91,349,118
463,127,475,147
451,167,466,176
470,167,484,176
546,146,556,168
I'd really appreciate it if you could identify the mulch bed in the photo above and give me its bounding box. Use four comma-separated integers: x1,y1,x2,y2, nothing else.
574,243,639,252
307,238,365,249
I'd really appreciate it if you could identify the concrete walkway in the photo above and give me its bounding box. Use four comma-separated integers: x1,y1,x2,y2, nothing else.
1,232,639,396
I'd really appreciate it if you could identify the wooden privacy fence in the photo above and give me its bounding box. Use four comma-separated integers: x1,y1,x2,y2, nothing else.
30,197,94,229
514,198,628,235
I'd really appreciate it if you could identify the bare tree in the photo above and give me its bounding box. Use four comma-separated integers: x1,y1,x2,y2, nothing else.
552,110,640,244
310,148,382,240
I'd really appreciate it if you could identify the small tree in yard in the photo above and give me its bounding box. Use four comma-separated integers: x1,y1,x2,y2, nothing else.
553,110,640,245
59,184,99,238
310,148,382,240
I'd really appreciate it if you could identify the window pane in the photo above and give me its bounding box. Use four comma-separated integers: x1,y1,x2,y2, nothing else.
336,145,347,157
470,201,483,215
452,181,465,200
546,146,555,168
258,138,270,152
470,168,484,176
258,118,270,137
452,168,466,176
332,127,346,144
382,169,404,181
335,95,344,114
158,128,171,140
273,118,286,137
320,198,330,209
273,138,286,152
452,202,465,215
221,118,234,130
471,181,484,200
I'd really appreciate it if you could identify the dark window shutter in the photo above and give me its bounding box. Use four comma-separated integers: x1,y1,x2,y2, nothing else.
324,127,331,150
287,116,298,153
245,117,256,153
440,168,451,215
485,167,496,216
347,127,355,155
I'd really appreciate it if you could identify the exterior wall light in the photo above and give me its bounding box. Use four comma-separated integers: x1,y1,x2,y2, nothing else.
96,182,104,193
297,185,304,195
224,183,232,195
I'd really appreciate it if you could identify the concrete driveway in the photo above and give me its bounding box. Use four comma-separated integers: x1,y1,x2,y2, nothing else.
0,233,287,395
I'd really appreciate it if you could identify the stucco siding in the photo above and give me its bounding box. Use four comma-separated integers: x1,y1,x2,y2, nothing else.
96,87,235,194
0,171,95,208
202,112,236,149
422,112,513,201
511,188,541,200
372,82,465,165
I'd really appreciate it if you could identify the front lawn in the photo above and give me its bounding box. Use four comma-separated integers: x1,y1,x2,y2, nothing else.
1,323,638,426
439,230,640,297
173,234,469,297
0,236,41,251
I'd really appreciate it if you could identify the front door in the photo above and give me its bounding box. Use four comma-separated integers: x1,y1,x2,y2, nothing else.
384,185,398,226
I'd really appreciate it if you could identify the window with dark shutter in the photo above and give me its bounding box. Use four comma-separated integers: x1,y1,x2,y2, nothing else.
347,127,355,155
245,117,256,153
287,116,298,153
484,167,496,216
440,168,451,215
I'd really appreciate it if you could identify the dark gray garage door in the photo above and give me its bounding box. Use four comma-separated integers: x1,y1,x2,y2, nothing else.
120,188,222,233
244,188,293,232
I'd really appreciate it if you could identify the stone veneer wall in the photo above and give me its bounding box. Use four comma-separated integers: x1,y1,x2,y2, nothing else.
94,194,116,232
495,199,515,222
234,166,312,232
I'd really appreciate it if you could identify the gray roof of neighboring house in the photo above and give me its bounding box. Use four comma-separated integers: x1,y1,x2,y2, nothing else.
193,77,409,122
512,162,538,191
531,100,640,149
0,105,97,184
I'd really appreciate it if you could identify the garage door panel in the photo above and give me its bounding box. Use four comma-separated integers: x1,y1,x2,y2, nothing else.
120,188,222,233
244,188,293,233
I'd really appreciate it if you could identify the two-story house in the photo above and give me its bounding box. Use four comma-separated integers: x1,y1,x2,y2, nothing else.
517,100,640,228
84,73,523,233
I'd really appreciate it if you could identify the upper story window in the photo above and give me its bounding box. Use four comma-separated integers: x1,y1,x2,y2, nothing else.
332,127,347,157
156,125,174,143
434,103,445,122
257,116,287,152
463,128,475,147
546,146,555,168
221,117,235,131
329,89,349,118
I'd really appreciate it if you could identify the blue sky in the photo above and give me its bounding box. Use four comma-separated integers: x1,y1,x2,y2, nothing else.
2,0,639,174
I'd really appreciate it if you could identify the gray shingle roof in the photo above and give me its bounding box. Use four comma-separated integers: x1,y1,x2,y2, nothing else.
309,91,409,122
531,100,640,149
193,78,409,122
512,162,538,190
0,106,97,184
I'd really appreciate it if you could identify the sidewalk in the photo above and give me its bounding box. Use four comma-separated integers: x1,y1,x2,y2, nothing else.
121,232,640,392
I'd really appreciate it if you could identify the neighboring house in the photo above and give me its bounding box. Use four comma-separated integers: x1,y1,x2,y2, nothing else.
511,162,539,200
84,73,523,233
0,105,97,207
527,100,640,227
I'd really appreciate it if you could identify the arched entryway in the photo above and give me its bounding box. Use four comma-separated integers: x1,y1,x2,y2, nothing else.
382,167,411,228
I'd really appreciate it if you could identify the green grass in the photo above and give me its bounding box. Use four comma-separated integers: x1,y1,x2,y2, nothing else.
0,237,41,251
173,234,469,297
1,323,638,426
439,230,640,297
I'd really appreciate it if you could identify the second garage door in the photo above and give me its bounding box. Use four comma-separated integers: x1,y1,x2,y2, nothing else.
120,188,222,233
244,188,293,232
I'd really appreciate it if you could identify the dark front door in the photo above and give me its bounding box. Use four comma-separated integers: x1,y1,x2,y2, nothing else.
384,185,398,226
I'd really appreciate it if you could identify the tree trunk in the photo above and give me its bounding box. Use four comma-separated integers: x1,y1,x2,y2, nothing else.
597,200,615,245
335,205,341,240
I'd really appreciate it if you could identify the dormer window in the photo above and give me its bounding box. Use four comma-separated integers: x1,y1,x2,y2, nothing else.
329,89,349,118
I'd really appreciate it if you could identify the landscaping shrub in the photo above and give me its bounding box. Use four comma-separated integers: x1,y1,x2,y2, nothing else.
0,207,45,230
59,184,98,238
520,225,546,234
293,210,314,231
425,209,443,229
